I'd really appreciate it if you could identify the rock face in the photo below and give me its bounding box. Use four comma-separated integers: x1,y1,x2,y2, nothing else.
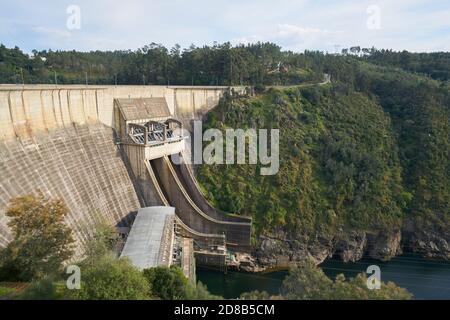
254,231,335,268
254,229,405,268
255,236,322,268
404,229,450,260
366,230,402,261
334,231,367,262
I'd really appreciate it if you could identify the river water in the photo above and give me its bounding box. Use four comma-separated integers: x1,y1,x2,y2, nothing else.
196,253,450,299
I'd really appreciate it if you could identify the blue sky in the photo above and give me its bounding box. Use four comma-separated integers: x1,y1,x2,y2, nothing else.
1,0,449,53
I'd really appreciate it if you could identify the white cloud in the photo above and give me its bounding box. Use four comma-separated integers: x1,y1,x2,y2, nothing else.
232,24,342,52
276,24,338,38
1,0,449,52
32,26,72,40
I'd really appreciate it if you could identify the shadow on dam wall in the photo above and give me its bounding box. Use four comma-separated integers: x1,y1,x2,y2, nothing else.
0,123,141,255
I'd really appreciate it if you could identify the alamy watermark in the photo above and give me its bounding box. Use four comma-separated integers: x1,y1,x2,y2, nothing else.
366,5,381,30
366,265,381,290
66,265,81,290
172,120,280,176
66,5,81,30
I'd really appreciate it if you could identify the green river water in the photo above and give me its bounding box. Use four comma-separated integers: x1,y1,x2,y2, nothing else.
196,253,450,300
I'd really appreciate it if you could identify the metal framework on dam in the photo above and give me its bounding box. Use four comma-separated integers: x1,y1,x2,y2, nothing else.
0,84,251,272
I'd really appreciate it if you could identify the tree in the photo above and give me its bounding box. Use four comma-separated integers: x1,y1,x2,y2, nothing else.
143,266,190,300
142,266,220,300
18,276,62,300
68,255,150,300
332,273,413,300
240,290,282,300
0,194,75,281
187,282,222,300
281,260,333,299
281,261,412,300
81,220,118,264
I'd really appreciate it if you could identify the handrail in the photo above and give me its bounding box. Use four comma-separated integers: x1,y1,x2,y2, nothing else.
145,159,225,241
178,152,252,223
162,156,251,227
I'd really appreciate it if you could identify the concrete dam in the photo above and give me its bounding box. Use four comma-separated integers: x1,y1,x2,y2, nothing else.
0,84,252,271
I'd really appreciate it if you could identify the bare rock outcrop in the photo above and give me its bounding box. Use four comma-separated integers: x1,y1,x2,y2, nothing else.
366,230,402,261
334,231,367,262
254,232,334,268
254,228,405,269
404,229,450,260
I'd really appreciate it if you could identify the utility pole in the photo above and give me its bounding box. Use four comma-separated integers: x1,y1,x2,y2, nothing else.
20,68,24,86
54,70,58,86
230,50,233,86
85,72,88,86
165,58,169,86
143,75,145,86
114,74,117,86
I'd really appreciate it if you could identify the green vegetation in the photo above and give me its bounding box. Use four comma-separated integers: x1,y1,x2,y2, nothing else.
68,255,150,300
0,43,323,85
143,266,196,300
0,195,218,300
198,85,406,239
280,260,412,300
363,50,450,82
0,286,15,297
238,261,412,300
352,63,450,235
240,290,281,300
196,50,450,250
0,194,75,281
143,266,221,300
65,221,218,300
17,276,65,300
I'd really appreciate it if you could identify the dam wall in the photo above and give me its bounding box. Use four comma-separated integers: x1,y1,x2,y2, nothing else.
0,85,233,140
0,123,141,254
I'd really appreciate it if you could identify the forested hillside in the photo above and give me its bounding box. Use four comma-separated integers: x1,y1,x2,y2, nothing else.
364,50,450,82
198,86,405,236
0,43,322,85
196,52,449,262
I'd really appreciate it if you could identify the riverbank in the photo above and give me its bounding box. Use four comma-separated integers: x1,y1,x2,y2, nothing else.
196,253,450,299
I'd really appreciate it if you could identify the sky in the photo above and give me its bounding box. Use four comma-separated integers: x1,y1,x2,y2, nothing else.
1,0,449,53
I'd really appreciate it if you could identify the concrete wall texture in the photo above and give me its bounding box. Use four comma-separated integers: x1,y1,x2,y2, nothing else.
0,123,141,254
0,85,230,250
0,85,229,140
